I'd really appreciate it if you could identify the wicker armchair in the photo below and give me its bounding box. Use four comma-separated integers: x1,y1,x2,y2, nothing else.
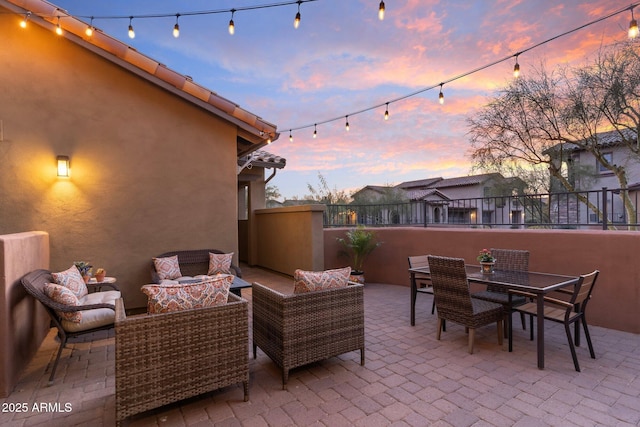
252,282,365,390
427,256,504,354
150,249,242,283
115,293,249,425
21,269,120,384
408,255,435,315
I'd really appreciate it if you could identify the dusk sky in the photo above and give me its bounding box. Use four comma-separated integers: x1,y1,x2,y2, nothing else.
52,0,631,200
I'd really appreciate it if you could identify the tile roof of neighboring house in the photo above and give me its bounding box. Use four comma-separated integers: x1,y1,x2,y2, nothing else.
405,189,450,201
423,173,501,189
3,0,278,157
546,128,637,153
396,178,443,189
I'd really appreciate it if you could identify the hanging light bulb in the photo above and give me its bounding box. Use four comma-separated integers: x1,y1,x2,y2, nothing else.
289,130,293,142
55,16,63,35
85,17,94,37
378,1,385,21
513,55,520,78
173,14,180,38
267,134,272,144
384,103,389,120
20,12,31,29
345,116,350,131
313,124,317,138
128,17,135,39
294,1,301,29
229,9,235,35
438,84,444,105
629,8,638,39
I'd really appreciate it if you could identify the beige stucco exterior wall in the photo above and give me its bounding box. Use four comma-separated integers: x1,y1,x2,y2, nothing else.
325,227,640,334
255,205,325,275
0,231,50,397
0,12,238,309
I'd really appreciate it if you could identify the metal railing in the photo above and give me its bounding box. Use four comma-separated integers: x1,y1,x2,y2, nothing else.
323,187,640,230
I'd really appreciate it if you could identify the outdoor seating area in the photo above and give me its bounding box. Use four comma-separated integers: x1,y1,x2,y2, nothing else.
3,265,640,426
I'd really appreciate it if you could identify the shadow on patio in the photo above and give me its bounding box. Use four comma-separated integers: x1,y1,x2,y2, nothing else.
3,265,640,426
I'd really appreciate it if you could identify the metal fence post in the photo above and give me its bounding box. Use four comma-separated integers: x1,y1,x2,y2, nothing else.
602,187,608,230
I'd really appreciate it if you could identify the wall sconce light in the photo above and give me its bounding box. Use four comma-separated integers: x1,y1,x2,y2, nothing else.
57,155,70,177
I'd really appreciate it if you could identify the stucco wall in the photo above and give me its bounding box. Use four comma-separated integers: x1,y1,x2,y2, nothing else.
325,227,640,334
0,231,50,397
255,205,325,276
0,12,238,308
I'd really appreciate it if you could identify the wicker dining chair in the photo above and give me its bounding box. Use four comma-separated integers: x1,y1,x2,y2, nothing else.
472,248,529,331
427,255,504,354
508,270,599,371
408,255,435,315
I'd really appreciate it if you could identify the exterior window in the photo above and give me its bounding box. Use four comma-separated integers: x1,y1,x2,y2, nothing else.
598,152,613,173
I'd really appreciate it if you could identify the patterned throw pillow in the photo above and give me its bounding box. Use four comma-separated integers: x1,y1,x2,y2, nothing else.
293,266,352,294
141,274,233,314
153,255,182,280
43,283,82,323
52,265,88,299
207,252,234,275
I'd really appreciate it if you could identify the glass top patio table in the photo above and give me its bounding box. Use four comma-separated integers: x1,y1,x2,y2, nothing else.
409,264,580,369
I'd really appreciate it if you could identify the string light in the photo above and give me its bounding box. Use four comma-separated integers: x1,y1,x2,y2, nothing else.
85,17,94,36
345,116,350,131
128,17,135,39
173,14,180,38
378,1,385,21
313,124,317,138
289,130,293,142
438,84,444,105
294,1,302,29
229,9,235,35
384,103,389,120
55,16,63,35
20,12,31,28
630,7,638,39
513,55,520,78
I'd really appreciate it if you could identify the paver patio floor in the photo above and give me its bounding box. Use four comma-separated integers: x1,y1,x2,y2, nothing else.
2,266,640,426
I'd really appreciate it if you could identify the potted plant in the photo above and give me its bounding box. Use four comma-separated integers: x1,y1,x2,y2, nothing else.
94,268,106,282
477,249,496,273
336,225,382,284
74,261,93,283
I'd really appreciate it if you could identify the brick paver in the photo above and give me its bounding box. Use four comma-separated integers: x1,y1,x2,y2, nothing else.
2,266,640,426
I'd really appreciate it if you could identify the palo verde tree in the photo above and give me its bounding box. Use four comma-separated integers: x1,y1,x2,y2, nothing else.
467,41,640,227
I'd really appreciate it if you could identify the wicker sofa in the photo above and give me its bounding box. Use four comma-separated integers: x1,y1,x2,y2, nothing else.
150,249,242,283
252,282,365,389
114,293,249,425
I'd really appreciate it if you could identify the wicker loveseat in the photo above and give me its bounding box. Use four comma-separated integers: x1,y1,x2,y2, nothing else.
114,293,249,425
150,249,242,283
252,282,365,389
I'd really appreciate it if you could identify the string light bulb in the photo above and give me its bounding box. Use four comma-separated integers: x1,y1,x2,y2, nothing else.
173,14,180,38
20,12,31,29
128,17,135,39
229,9,235,35
294,1,301,29
378,1,385,21
55,16,63,35
85,17,94,37
289,130,293,142
345,116,350,131
629,8,638,39
513,55,520,78
438,84,444,105
313,124,317,138
384,103,389,120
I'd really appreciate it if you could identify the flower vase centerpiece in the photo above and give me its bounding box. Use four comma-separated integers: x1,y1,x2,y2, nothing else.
477,249,496,274
74,261,93,283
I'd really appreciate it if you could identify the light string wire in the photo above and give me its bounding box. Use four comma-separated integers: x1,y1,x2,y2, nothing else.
285,1,640,135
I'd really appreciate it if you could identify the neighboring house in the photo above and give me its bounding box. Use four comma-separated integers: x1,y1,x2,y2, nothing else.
349,173,526,226
546,128,640,225
0,0,280,308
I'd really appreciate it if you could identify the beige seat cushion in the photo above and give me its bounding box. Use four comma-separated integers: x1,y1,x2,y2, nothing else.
61,290,120,333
